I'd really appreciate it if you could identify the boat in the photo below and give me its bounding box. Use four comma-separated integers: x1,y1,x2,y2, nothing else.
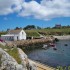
42,44,48,49
49,43,56,47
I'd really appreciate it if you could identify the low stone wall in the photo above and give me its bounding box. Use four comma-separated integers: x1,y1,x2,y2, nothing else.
6,39,53,50
16,39,53,51
14,39,53,46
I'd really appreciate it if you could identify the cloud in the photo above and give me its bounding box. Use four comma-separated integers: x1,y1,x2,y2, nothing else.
0,0,23,15
0,0,70,20
19,0,70,20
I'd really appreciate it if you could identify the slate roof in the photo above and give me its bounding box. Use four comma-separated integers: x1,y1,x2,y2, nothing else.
8,29,22,34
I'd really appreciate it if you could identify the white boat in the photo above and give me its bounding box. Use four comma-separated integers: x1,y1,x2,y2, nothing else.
42,44,48,49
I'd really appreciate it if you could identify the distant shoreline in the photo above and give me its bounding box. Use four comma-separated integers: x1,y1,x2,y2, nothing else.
53,35,70,40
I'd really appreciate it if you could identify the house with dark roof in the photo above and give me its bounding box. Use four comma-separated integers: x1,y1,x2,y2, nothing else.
1,29,26,41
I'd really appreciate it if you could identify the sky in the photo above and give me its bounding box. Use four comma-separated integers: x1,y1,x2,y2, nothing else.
0,0,70,31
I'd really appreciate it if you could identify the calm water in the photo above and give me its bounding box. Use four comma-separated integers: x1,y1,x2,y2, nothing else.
27,40,70,67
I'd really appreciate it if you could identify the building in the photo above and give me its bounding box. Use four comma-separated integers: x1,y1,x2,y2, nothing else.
55,24,61,28
1,29,26,41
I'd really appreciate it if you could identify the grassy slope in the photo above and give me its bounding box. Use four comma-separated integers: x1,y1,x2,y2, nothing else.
7,48,21,64
25,30,40,37
25,28,70,36
0,44,21,64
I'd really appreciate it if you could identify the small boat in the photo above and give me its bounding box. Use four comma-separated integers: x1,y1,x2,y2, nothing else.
49,43,56,47
42,44,48,49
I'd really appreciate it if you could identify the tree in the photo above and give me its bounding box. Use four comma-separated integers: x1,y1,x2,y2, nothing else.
37,26,41,29
24,25,36,30
15,27,22,30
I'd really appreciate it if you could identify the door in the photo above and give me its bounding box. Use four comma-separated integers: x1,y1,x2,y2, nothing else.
17,36,18,40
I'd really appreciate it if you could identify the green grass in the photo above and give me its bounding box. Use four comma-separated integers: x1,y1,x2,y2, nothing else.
0,54,2,66
25,28,70,36
0,32,7,37
25,30,40,37
0,44,21,64
0,44,10,49
7,48,21,64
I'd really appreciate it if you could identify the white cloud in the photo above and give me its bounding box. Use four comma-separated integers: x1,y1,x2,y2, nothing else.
0,0,70,20
19,0,70,20
0,0,24,15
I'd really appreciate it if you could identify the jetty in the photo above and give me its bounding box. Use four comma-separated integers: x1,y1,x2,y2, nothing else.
6,38,53,48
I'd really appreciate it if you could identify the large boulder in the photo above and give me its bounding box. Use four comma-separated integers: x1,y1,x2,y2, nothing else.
0,48,25,70
18,48,37,70
0,48,37,70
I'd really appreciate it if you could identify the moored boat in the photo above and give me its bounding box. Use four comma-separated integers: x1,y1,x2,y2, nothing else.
42,44,48,49
49,43,56,47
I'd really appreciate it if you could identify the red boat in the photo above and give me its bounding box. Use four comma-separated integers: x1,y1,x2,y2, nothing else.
49,43,56,47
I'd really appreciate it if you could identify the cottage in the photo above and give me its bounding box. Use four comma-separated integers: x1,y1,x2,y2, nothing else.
1,29,26,41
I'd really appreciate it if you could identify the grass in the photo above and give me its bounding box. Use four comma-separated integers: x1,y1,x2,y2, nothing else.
25,30,40,37
7,48,21,64
0,54,2,66
0,32,7,37
0,44,11,49
25,28,70,36
0,44,21,64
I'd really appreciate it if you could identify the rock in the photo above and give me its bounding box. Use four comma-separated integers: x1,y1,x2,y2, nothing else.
18,48,37,70
0,42,6,46
0,48,24,70
0,48,37,70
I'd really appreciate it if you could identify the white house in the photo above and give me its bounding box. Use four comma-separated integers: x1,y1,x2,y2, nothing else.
1,29,26,41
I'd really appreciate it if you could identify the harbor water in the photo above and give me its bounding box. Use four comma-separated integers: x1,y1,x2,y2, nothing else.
27,40,70,68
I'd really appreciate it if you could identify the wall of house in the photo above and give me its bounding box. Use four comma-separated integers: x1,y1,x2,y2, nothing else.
1,36,14,41
1,30,26,41
18,30,26,40
14,35,18,41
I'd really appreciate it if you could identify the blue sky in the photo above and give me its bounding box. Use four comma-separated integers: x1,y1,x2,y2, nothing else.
0,0,70,31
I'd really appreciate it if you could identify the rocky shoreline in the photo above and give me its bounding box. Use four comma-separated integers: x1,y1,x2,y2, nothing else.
0,46,55,70
0,47,37,70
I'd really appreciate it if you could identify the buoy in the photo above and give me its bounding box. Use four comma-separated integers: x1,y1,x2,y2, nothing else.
64,44,68,46
53,48,57,50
